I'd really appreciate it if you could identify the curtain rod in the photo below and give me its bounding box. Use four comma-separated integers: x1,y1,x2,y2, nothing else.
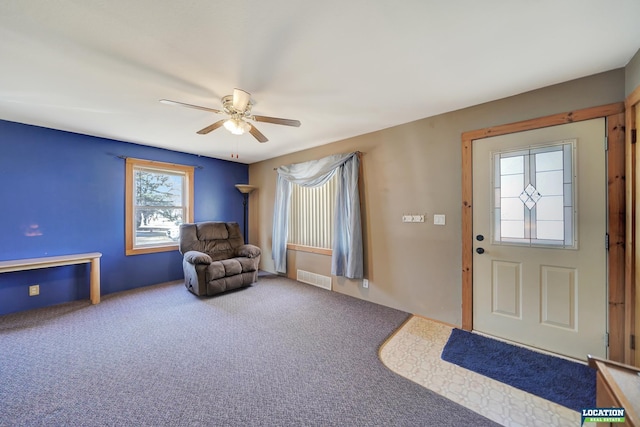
116,155,204,169
272,151,363,170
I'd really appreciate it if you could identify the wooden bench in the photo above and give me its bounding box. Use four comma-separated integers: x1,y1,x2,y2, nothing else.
0,252,102,304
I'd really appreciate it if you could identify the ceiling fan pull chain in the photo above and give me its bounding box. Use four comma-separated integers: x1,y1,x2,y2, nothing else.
231,139,239,159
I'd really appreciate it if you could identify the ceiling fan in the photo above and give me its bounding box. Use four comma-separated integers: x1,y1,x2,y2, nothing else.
160,88,301,143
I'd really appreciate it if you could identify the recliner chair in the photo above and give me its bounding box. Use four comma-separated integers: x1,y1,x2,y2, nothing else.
179,221,261,296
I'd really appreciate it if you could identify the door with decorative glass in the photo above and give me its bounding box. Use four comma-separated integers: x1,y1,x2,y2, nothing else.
472,118,607,360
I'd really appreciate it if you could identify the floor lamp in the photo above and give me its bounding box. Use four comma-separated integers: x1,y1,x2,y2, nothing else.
234,184,257,244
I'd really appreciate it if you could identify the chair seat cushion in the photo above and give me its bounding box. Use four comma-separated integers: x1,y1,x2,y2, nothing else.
207,261,227,280
206,257,258,281
220,259,242,276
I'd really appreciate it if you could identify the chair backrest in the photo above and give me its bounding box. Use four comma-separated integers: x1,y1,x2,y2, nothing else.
179,222,244,261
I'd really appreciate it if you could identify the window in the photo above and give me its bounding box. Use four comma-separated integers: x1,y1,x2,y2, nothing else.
125,158,194,255
287,173,337,254
492,140,575,248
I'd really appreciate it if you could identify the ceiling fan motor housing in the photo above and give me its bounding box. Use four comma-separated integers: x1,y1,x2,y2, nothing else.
222,94,252,117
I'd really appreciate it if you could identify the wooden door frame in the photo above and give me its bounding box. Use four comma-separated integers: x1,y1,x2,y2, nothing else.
461,102,628,362
626,85,640,365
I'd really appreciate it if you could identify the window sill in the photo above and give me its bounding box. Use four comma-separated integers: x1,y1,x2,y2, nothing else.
286,244,332,256
126,244,179,256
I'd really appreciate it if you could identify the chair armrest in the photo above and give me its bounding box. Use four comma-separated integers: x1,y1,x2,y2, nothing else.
235,244,261,259
183,250,212,265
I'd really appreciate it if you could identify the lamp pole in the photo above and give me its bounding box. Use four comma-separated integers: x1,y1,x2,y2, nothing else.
241,193,249,244
234,184,257,244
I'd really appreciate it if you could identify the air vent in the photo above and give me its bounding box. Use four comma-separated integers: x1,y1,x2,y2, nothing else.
296,269,332,291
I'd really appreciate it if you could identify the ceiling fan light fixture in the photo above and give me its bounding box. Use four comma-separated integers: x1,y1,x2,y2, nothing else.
224,118,250,135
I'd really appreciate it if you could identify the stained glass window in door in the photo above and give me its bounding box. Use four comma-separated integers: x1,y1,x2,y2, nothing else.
493,141,575,248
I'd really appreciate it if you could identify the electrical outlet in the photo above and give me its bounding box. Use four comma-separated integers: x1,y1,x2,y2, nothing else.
29,284,40,296
403,214,425,223
362,279,369,288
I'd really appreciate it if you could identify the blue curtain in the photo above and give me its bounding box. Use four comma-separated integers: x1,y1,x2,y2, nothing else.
272,152,363,279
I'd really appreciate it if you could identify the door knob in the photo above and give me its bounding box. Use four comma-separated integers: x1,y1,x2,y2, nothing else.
476,247,485,254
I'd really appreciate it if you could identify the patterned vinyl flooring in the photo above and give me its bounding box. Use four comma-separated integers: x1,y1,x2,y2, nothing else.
378,316,580,427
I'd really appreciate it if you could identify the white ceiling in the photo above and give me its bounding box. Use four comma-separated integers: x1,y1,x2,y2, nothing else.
1,1,639,164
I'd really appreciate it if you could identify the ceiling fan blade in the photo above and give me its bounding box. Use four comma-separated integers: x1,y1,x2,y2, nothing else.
248,124,268,143
232,89,251,112
251,115,301,127
160,99,222,114
197,120,225,135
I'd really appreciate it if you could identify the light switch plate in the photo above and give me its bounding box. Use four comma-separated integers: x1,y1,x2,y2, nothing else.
434,214,446,225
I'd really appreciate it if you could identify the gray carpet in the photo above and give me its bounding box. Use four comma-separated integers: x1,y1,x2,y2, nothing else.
0,274,498,426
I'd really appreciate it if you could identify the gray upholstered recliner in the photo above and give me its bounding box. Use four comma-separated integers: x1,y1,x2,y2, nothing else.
179,221,261,296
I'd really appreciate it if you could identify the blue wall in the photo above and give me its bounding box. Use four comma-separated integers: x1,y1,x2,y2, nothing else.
0,119,248,315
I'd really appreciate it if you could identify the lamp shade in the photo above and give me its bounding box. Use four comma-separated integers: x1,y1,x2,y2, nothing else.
235,184,257,194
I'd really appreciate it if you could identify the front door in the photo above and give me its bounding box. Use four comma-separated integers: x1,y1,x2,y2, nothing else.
472,118,607,360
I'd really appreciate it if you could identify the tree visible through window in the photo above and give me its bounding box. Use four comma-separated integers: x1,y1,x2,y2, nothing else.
125,158,194,255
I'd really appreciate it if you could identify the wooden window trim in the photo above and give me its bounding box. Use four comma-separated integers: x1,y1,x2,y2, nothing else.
286,243,332,256
125,158,194,256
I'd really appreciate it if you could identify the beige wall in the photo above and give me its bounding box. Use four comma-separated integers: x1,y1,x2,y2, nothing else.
625,48,640,96
248,69,625,326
